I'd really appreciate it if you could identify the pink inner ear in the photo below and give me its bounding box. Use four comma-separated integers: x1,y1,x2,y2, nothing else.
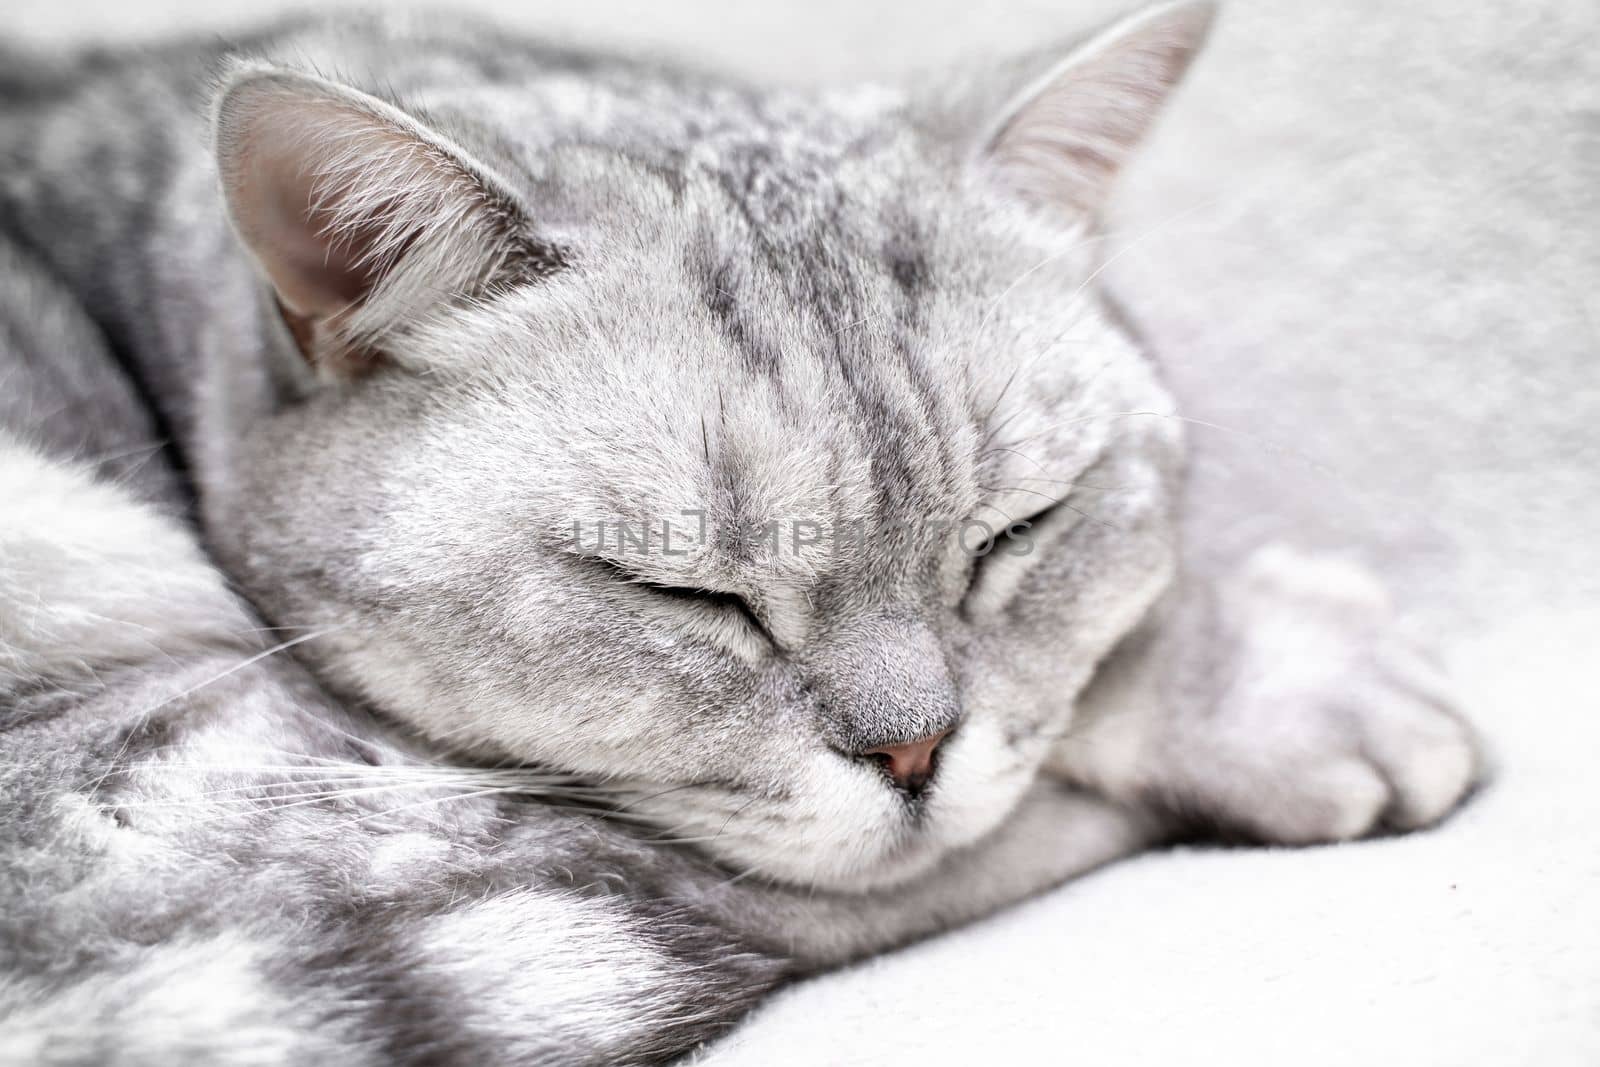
218,77,443,331
217,69,531,374
244,121,383,320
983,1,1214,215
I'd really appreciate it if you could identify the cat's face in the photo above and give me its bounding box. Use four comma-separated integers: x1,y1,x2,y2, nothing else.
214,2,1209,890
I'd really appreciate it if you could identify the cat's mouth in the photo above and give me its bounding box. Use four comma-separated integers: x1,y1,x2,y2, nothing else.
610,726,1031,892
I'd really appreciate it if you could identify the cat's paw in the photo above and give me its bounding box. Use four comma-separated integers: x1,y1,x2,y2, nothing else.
1173,545,1481,844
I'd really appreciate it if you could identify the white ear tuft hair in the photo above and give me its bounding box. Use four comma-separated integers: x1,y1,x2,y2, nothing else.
982,0,1216,217
213,65,547,374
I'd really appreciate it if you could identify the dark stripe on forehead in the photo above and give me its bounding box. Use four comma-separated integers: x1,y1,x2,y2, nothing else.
696,254,782,376
883,230,930,302
691,138,968,562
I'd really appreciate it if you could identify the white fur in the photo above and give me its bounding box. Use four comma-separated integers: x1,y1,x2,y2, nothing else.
0,934,364,1066
416,892,708,1059
0,435,246,694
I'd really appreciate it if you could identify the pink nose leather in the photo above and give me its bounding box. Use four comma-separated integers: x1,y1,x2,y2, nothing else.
861,729,951,791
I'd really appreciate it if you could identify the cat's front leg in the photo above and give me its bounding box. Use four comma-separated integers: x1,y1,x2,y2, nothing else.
1049,544,1482,844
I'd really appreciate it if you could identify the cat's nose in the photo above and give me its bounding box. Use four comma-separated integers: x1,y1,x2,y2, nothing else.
859,728,951,794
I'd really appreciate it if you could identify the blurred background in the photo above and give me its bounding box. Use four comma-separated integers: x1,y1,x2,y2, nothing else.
11,1,1597,1063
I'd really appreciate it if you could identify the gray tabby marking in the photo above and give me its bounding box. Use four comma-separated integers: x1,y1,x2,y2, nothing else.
0,4,1478,1063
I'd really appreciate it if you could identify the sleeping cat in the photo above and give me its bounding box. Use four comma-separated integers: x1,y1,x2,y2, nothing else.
0,3,1480,1063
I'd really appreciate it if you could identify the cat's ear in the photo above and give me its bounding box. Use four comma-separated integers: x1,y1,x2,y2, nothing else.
214,65,544,374
977,0,1215,217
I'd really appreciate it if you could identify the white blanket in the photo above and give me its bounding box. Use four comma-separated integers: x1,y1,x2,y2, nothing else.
15,0,1597,1061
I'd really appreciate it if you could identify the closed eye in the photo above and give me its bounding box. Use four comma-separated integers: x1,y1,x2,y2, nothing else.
959,501,1063,614
968,501,1060,565
588,559,774,645
636,579,769,636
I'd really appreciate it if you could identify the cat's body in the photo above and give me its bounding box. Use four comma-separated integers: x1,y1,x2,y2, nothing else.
0,200,1141,1061
0,7,1479,1063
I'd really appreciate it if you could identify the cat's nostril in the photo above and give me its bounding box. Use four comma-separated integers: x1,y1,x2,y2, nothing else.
858,728,951,795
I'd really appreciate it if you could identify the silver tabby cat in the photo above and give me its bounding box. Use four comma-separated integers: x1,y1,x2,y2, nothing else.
0,3,1479,1063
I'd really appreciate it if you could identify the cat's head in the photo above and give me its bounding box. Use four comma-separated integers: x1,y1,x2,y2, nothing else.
211,1,1210,890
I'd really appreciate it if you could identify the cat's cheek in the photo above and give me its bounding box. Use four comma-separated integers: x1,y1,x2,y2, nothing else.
922,715,1043,849
708,764,912,889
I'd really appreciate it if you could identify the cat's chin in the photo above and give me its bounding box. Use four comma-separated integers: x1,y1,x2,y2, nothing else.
740,806,1013,894
686,745,1041,893
811,832,981,893
705,824,961,894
